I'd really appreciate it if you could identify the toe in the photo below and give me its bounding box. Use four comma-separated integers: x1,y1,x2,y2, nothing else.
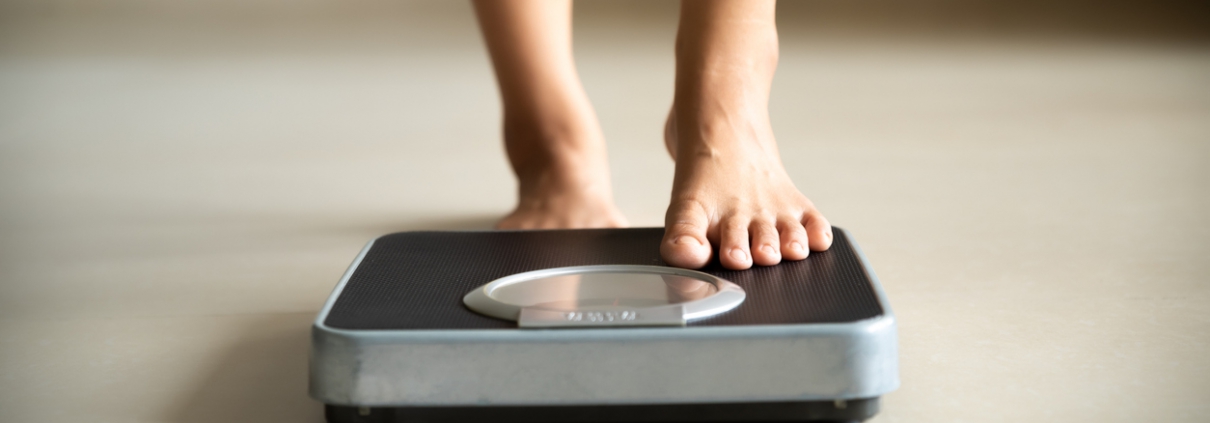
719,216,753,270
749,219,782,266
802,209,833,251
661,201,713,269
777,217,810,261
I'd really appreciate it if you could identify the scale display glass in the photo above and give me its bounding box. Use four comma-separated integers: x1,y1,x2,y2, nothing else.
462,265,746,327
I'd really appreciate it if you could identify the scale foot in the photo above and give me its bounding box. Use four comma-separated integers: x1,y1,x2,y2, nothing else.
325,398,879,423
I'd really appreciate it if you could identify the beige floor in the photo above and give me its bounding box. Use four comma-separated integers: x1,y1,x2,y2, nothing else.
1,1,1208,422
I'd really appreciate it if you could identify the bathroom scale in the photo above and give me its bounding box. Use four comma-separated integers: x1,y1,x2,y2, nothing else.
310,227,898,422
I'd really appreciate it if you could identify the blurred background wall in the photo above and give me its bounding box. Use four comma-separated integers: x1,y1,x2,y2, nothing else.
3,0,1208,39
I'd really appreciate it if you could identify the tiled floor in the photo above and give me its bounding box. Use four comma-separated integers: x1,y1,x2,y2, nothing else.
1,1,1207,422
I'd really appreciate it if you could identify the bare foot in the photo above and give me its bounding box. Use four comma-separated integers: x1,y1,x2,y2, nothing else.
496,148,628,229
660,0,830,270
493,107,627,230
660,109,831,270
473,0,627,230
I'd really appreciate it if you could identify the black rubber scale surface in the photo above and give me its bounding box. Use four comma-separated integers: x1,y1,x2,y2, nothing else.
324,227,883,330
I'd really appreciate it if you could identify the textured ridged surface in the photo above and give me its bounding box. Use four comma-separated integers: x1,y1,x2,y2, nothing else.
323,228,883,330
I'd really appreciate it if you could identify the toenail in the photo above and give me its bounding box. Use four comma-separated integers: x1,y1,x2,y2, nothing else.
790,242,804,252
675,236,702,246
731,248,749,262
761,244,776,255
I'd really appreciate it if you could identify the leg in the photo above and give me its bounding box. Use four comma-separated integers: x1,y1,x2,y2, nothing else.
662,0,832,270
473,0,627,229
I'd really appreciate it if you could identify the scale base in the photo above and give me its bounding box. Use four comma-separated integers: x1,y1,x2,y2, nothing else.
311,228,897,422
326,398,879,423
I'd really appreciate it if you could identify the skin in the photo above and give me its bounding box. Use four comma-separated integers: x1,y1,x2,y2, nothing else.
473,0,627,230
473,0,832,270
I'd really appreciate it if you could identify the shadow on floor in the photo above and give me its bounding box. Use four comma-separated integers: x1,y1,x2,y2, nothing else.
403,214,499,231
308,213,501,238
168,313,324,423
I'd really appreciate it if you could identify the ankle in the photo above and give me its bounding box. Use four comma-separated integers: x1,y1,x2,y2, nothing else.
501,83,604,148
672,109,777,160
504,115,603,153
504,123,613,199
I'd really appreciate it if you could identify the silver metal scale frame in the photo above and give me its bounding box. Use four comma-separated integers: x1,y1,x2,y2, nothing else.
309,227,898,422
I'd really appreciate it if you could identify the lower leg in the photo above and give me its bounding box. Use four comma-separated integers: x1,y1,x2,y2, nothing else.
662,0,832,269
472,0,626,229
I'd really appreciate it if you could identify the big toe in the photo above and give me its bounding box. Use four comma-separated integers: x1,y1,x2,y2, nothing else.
661,203,712,269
